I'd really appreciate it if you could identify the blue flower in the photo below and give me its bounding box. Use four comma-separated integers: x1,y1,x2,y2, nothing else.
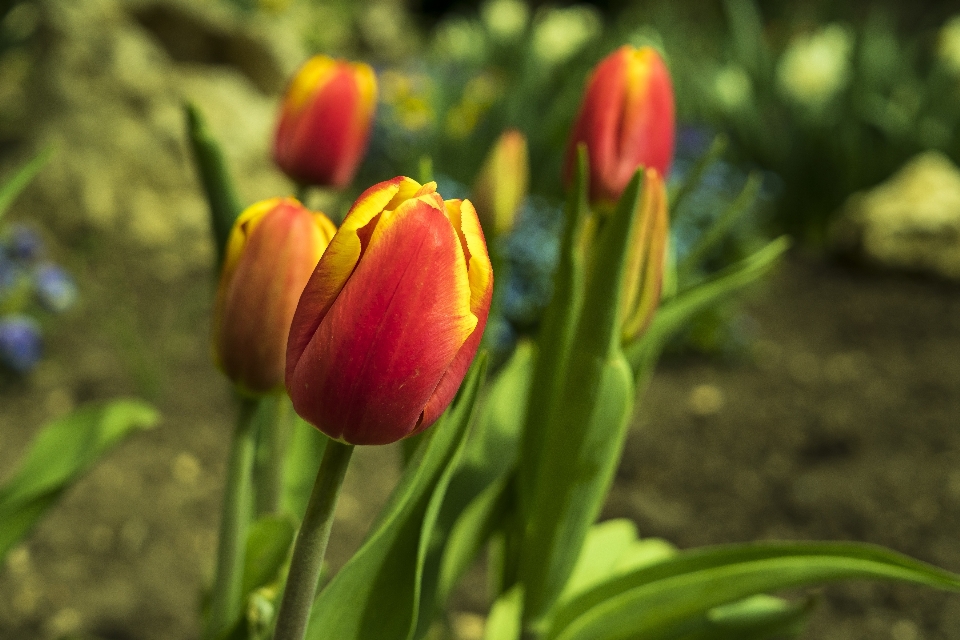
6,225,43,262
34,264,78,313
0,314,42,374
500,196,563,329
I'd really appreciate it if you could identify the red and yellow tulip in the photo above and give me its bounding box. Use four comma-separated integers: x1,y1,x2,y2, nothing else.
285,177,493,445
273,55,377,189
564,46,675,204
213,198,336,395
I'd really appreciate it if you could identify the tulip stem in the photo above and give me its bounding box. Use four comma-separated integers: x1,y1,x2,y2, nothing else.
206,395,259,640
255,393,292,516
295,183,310,206
273,439,355,640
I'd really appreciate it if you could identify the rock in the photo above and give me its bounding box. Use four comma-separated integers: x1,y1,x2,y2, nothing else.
13,0,306,274
832,150,960,280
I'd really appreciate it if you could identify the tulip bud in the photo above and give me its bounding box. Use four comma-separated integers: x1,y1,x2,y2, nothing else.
472,129,529,238
273,55,378,189
620,168,668,342
213,198,336,395
285,177,494,445
564,46,675,204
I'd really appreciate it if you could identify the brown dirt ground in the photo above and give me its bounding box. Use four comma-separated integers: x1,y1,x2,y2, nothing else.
2,235,960,640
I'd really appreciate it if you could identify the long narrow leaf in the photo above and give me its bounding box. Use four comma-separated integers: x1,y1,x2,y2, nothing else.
546,542,960,640
518,148,590,513
0,146,53,222
519,169,644,624
184,102,243,267
676,171,763,281
484,585,524,640
626,236,790,375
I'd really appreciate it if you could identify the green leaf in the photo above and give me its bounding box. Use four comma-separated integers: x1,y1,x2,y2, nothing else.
184,102,243,268
416,341,533,634
436,475,510,606
0,146,53,222
484,585,524,640
626,236,790,376
545,541,960,640
214,515,297,640
0,494,57,562
559,520,677,608
613,538,677,575
304,356,487,640
620,594,813,640
723,0,773,80
242,515,296,596
281,416,328,521
0,400,159,559
689,594,814,640
559,520,640,604
519,169,645,624
518,148,590,515
519,355,634,626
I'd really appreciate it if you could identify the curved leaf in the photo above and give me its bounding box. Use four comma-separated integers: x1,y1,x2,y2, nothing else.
0,399,159,559
546,542,960,640
626,236,790,375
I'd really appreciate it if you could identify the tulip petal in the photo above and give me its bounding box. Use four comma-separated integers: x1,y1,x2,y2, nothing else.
419,199,493,431
288,199,477,445
615,49,674,193
286,177,419,374
622,170,668,341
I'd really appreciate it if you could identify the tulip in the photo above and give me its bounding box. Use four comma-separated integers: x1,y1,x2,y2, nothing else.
620,168,668,342
285,177,493,445
472,129,529,238
213,198,336,395
564,45,675,204
273,55,378,189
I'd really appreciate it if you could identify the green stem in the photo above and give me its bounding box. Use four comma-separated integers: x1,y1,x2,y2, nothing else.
206,396,259,639
295,183,310,205
256,394,292,516
272,439,355,640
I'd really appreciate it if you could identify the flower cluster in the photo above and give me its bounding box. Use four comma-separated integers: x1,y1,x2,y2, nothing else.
0,224,77,374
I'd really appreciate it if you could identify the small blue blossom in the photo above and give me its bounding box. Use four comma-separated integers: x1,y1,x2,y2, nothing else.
483,312,517,356
675,125,715,158
433,173,471,201
6,225,43,262
34,264,78,313
501,196,563,329
0,314,42,374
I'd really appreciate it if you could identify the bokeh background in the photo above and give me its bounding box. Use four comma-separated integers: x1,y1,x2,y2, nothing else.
3,0,960,638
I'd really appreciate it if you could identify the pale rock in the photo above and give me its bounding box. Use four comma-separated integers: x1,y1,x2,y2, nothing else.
832,150,960,280
21,0,304,274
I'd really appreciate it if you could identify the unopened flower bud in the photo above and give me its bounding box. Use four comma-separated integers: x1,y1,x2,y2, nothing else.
273,56,377,189
213,198,336,395
472,129,528,238
564,46,675,204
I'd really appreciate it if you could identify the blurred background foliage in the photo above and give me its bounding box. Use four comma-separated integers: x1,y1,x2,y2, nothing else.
161,0,960,241
3,0,960,360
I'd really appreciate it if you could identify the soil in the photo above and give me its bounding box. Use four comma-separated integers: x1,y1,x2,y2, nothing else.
3,235,960,640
